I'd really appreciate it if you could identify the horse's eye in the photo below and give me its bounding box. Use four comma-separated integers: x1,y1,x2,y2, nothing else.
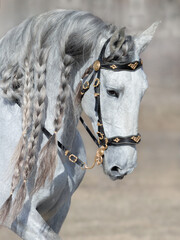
107,89,119,98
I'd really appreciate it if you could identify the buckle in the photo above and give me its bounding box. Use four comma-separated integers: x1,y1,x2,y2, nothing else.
83,81,89,90
93,78,100,87
69,154,78,163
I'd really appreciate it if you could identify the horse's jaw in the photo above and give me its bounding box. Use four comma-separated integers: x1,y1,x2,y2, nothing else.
102,145,137,181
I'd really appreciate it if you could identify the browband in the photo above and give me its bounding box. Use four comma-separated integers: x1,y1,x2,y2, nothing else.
100,59,143,71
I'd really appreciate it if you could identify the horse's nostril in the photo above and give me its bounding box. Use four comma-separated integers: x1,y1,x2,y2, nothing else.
111,166,121,173
110,166,128,180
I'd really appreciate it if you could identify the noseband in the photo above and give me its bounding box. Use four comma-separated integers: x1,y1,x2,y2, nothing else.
43,37,143,169
79,38,142,166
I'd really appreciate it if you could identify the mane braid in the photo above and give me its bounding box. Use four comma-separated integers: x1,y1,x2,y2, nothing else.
1,65,17,102
34,51,74,192
10,49,49,221
0,59,34,223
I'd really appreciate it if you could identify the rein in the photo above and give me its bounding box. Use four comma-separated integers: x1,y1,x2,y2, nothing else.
44,38,142,169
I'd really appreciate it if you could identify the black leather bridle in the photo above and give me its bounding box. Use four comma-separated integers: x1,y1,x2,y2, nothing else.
43,37,143,169
80,38,142,153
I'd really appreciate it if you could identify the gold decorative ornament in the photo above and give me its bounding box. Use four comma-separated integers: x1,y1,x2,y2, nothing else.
141,59,143,65
93,60,101,71
131,135,141,143
128,62,138,70
93,78,100,87
83,138,108,169
110,64,117,70
113,137,120,143
95,146,106,165
97,131,104,140
104,138,108,149
94,138,108,166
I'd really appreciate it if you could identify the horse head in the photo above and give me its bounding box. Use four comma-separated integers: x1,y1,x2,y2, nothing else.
81,22,159,180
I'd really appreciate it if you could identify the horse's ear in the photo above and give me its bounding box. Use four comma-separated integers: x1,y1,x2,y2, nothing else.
109,27,126,54
134,21,161,54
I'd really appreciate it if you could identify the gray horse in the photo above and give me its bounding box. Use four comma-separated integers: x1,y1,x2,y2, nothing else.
0,10,159,240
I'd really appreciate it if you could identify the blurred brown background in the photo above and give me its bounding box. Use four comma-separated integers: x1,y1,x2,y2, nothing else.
0,0,180,239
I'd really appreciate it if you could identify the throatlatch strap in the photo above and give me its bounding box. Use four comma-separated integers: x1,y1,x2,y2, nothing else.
42,127,85,168
79,117,99,146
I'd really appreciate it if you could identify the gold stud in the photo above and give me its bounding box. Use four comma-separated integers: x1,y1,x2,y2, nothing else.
94,93,100,97
128,62,138,70
131,135,141,143
93,60,101,71
113,138,120,143
110,64,117,70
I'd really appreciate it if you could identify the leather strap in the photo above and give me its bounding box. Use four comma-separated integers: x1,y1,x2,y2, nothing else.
101,59,143,71
42,127,85,168
108,134,141,146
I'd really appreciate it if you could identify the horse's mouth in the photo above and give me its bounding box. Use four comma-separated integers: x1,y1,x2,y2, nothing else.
108,173,127,181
